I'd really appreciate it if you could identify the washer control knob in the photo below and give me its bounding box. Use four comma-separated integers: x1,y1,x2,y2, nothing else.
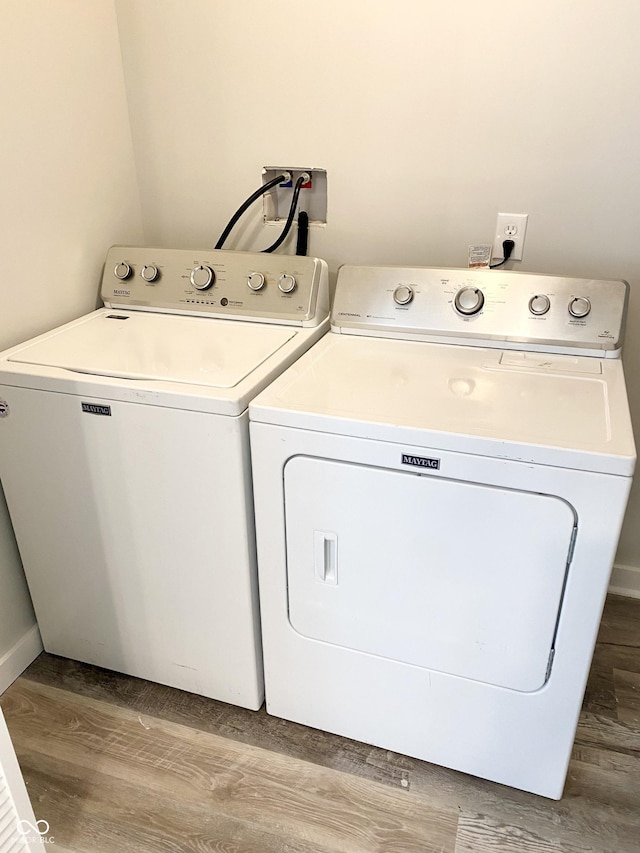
568,296,591,318
190,265,215,290
247,272,266,291
278,273,297,294
141,264,159,283
529,294,550,316
454,287,485,315
393,284,414,305
114,261,132,281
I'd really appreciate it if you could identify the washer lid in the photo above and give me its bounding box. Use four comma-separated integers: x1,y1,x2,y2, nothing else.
8,311,297,388
250,333,636,475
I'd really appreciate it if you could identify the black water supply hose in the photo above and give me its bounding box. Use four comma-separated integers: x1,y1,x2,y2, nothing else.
262,174,306,253
215,172,290,249
296,211,309,256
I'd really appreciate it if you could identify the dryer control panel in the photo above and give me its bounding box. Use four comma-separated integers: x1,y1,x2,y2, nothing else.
332,266,629,356
102,246,329,327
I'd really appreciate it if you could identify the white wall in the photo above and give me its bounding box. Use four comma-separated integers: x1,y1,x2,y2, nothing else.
115,0,640,584
0,0,143,688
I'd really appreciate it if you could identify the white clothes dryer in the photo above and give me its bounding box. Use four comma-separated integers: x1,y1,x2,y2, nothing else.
249,264,635,796
0,246,328,710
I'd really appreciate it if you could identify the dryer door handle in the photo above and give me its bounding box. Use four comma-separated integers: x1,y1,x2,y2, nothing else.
314,531,338,585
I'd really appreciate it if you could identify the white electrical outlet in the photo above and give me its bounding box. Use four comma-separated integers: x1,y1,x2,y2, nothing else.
493,212,528,261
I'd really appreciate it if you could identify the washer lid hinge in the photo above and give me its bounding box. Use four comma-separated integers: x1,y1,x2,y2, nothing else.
567,524,578,566
545,647,556,682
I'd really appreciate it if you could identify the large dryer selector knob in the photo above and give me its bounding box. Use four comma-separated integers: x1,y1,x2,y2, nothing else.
191,265,215,290
393,285,414,305
568,296,591,318
454,287,485,315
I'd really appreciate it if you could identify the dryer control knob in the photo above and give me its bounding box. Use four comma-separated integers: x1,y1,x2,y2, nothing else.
393,285,414,305
141,264,159,283
454,287,485,315
191,265,215,290
529,294,550,316
247,272,266,291
278,273,297,294
568,296,591,318
114,261,132,281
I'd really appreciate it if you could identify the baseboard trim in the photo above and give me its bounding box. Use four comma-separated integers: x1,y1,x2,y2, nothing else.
609,563,640,600
0,625,42,695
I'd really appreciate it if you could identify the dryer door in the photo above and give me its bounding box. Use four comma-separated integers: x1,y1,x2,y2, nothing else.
284,457,576,692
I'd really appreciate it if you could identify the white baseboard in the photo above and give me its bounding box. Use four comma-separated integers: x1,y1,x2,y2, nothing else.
609,563,640,599
0,625,42,695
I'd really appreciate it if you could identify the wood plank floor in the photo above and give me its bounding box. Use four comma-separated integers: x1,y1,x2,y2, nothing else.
1,594,639,852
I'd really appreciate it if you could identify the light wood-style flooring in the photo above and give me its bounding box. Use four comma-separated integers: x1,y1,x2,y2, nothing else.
1,594,639,852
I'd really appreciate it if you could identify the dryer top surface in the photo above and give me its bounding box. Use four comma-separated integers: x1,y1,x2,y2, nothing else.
249,333,636,475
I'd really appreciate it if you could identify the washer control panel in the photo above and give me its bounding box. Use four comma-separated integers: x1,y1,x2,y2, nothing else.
101,246,329,326
332,266,629,354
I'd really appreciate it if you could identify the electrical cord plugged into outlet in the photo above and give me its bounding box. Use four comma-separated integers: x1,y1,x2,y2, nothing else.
490,239,515,269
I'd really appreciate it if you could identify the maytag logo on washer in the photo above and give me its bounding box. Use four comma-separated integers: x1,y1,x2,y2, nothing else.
113,288,131,297
0,400,9,418
81,402,111,416
401,453,440,469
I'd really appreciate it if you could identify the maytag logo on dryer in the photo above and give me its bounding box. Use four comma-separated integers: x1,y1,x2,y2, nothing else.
401,453,440,470
81,402,111,416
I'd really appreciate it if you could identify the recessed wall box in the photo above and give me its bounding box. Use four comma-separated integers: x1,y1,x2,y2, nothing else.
263,167,327,225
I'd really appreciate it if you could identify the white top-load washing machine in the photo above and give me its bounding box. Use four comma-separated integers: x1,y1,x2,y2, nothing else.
249,264,635,796
0,245,328,710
